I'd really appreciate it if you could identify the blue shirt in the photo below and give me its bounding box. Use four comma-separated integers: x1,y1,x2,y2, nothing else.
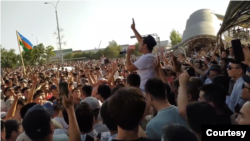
227,77,247,113
146,105,188,140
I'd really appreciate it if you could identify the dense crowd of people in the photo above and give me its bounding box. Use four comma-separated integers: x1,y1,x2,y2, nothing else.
1,19,250,141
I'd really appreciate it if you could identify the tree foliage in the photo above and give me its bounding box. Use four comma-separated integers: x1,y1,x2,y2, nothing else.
170,29,182,46
1,43,56,68
22,43,56,65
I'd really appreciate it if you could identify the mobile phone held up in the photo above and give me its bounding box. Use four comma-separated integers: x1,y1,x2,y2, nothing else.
59,83,69,98
231,39,244,62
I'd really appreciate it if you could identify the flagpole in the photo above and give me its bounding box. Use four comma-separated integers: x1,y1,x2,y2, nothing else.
16,30,26,75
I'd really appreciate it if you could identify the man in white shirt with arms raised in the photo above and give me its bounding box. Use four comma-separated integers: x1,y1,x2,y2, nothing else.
126,18,157,91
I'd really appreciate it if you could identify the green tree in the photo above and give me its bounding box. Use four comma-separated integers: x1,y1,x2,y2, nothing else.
1,47,20,68
22,43,55,65
103,40,122,58
170,29,182,46
45,46,56,63
64,53,74,59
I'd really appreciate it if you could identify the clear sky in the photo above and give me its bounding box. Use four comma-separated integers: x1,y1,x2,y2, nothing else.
1,0,230,53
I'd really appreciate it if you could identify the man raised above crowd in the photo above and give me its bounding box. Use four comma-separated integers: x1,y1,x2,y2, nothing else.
126,18,157,91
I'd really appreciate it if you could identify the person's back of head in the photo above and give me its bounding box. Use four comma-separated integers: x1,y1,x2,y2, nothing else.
162,123,199,141
100,99,117,132
212,75,230,94
22,105,53,141
111,86,124,96
187,81,200,102
97,84,111,100
127,74,140,88
20,103,37,119
5,119,22,141
82,85,92,97
145,78,166,101
75,102,94,133
109,87,146,131
199,84,227,109
186,102,217,134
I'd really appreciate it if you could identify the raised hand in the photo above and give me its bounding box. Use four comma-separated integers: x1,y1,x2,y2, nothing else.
179,71,190,86
131,18,135,30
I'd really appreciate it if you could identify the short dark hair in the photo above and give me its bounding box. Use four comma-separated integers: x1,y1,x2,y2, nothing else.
5,120,21,139
97,85,111,100
109,87,146,130
62,108,69,125
186,102,217,133
22,107,52,141
82,85,92,97
221,50,229,55
75,102,94,133
145,78,166,100
20,103,37,119
187,81,200,101
210,61,218,65
100,99,117,131
212,75,230,94
199,84,227,108
111,86,123,96
220,58,229,66
21,87,30,94
162,123,199,141
142,35,157,51
127,73,140,88
33,93,41,100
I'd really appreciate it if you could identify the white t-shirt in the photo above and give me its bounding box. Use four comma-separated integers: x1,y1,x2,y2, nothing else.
134,53,157,91
53,117,69,129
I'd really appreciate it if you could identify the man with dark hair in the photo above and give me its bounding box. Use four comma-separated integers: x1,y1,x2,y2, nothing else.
100,99,118,141
127,73,140,88
162,124,198,141
186,102,217,141
126,19,157,91
5,119,23,141
21,87,30,101
221,50,229,58
82,85,93,99
145,78,187,140
219,58,229,76
83,97,109,133
96,85,111,103
22,105,54,141
227,59,247,113
199,84,233,124
109,87,151,141
75,102,96,140
204,64,222,84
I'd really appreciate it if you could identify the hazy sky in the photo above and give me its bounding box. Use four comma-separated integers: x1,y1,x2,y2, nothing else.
1,0,229,53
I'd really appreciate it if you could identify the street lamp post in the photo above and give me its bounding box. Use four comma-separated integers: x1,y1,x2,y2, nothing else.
130,33,161,53
44,0,63,64
31,34,40,46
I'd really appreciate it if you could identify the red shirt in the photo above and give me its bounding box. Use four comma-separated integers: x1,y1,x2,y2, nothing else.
45,93,53,100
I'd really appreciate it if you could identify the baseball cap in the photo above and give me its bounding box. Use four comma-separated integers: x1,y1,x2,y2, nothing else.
43,102,54,117
22,105,52,141
50,85,58,91
243,67,250,83
82,97,100,110
208,64,221,73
